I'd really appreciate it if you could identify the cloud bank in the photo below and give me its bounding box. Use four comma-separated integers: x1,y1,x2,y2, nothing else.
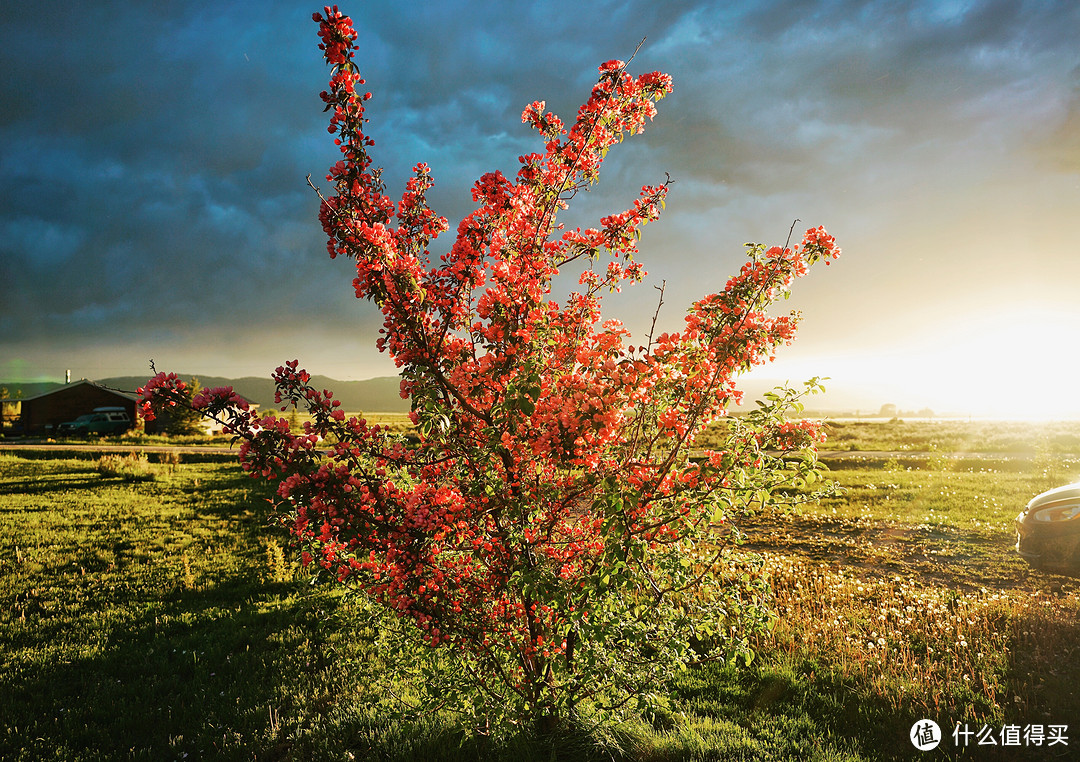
2,1,1078,414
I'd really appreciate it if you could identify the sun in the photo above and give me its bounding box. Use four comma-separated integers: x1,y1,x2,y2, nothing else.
897,305,1080,420
761,304,1080,420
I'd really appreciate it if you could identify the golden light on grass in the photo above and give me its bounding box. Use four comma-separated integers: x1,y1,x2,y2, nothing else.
757,552,1079,722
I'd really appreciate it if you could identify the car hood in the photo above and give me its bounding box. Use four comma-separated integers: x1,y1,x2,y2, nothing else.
1020,482,1080,524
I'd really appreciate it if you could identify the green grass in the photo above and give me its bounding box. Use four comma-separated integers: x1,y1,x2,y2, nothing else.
0,454,644,761
3,423,1080,760
816,462,1074,527
0,454,367,760
817,418,1080,455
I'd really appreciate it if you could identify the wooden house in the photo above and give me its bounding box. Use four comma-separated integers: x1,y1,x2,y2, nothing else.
18,380,137,436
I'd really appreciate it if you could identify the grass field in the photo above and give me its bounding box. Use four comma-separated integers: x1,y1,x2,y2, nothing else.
2,421,1079,760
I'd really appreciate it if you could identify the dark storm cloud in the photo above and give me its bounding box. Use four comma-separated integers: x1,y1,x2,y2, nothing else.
1,0,1078,386
642,0,1080,194
339,0,706,212
0,0,707,355
0,1,346,343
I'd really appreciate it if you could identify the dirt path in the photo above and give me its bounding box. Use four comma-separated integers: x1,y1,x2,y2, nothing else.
815,450,1042,461
736,511,1080,594
0,442,238,455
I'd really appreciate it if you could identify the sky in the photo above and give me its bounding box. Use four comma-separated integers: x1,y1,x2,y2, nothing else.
2,0,1079,418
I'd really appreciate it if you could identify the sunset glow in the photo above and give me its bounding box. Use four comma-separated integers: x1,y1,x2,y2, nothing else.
761,304,1080,420
911,307,1080,419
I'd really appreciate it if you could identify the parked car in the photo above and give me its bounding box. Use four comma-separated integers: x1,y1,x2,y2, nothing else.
56,407,132,436
1015,482,1080,576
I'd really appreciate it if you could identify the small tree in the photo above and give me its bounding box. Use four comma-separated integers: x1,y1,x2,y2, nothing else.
169,376,205,436
141,5,839,733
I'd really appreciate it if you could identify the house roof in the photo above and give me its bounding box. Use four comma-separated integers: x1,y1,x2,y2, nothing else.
19,379,138,403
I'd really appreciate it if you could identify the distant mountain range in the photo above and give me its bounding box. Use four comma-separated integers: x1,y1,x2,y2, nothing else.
0,374,931,419
1,375,411,413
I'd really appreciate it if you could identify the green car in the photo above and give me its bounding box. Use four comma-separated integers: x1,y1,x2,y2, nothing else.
56,407,132,436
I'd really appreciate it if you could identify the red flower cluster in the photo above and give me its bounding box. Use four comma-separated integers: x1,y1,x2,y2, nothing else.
136,372,186,420
313,5,355,66
191,385,248,412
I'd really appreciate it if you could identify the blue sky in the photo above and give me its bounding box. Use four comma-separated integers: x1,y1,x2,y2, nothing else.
2,1,1079,417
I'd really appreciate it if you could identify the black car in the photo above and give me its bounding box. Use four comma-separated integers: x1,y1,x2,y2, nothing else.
1015,482,1080,576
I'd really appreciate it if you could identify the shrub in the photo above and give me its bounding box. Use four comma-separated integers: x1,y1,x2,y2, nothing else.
140,4,838,734
97,452,158,482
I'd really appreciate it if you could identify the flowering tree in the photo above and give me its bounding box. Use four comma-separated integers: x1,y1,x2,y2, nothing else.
142,375,204,436
141,5,839,733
